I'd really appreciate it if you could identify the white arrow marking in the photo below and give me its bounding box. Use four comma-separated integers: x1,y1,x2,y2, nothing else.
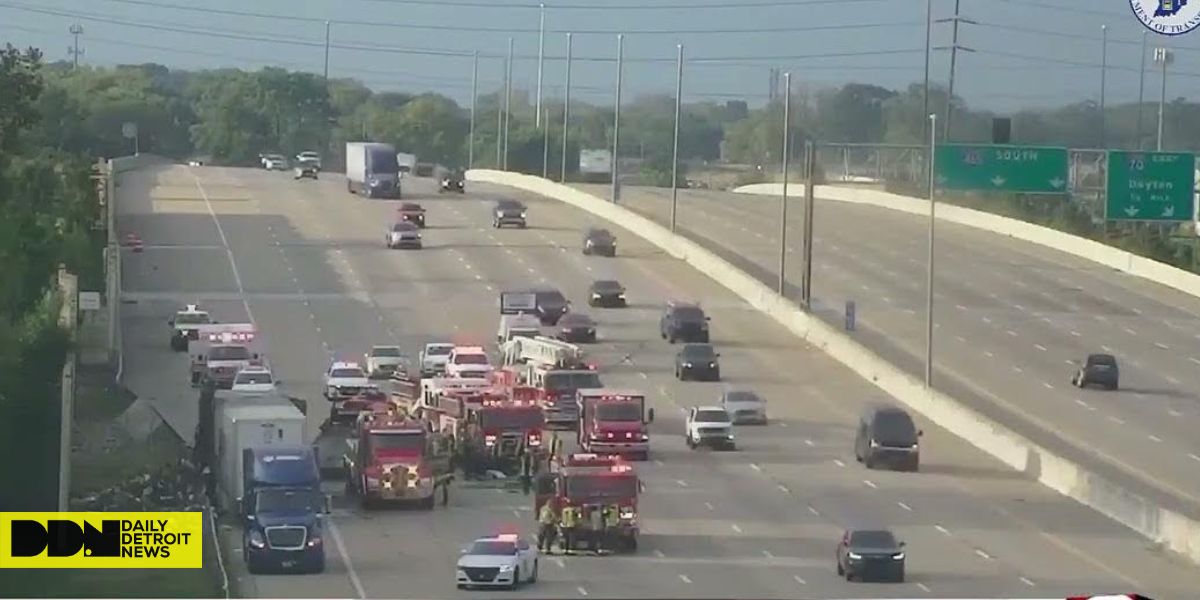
991,175,1007,187
1049,177,1065,189
1124,206,1139,216
1163,205,1176,218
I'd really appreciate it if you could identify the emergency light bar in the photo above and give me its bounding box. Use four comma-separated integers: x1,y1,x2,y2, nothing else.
564,453,624,467
594,394,641,402
207,331,255,343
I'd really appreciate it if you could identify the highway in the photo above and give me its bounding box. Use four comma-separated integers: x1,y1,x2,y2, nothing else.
577,182,1200,519
115,164,1200,599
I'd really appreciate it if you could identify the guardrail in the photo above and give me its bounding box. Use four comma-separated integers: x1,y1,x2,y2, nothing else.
733,182,1200,301
468,168,1200,566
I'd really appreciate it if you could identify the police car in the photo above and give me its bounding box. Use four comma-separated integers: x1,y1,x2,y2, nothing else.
168,304,213,351
231,364,278,394
456,533,538,590
323,361,371,400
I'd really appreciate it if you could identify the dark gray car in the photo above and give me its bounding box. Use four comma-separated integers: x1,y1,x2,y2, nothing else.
676,343,720,381
1071,353,1119,390
556,312,597,343
853,405,921,471
493,199,527,228
836,529,905,582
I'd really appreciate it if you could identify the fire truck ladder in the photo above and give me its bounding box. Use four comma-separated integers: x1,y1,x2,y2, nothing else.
503,336,584,368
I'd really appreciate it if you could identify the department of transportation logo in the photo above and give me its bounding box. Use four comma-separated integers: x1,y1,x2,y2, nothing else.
1131,0,1200,35
0,512,203,569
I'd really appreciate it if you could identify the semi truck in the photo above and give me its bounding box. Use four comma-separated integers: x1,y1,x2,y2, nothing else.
346,142,401,199
240,447,329,574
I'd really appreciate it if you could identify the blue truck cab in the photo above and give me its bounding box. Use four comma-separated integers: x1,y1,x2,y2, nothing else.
239,447,329,574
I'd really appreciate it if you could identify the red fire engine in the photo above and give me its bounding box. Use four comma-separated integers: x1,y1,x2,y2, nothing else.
534,453,641,552
422,386,546,475
499,336,602,429
576,389,654,460
342,409,452,509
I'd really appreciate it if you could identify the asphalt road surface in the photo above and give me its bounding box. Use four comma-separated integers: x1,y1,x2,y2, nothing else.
577,182,1200,520
115,165,1200,599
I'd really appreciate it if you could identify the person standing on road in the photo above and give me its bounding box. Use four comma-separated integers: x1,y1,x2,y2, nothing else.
604,503,622,552
519,449,533,495
588,503,605,555
559,504,579,555
537,501,559,554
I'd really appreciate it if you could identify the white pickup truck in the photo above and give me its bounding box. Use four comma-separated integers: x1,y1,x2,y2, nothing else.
419,342,455,377
684,406,736,450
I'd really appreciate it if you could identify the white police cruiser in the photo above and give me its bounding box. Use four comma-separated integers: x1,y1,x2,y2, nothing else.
456,533,538,590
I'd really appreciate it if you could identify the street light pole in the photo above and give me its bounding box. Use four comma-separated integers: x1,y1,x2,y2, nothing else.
1155,47,1173,152
925,112,937,388
542,109,550,178
670,44,684,233
611,34,624,204
1100,25,1107,148
323,21,331,81
777,73,791,296
922,0,932,141
560,33,573,182
1135,31,1148,150
536,3,545,128
504,37,513,170
469,51,478,170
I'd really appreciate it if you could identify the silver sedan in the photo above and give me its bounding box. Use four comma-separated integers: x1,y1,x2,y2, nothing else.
719,389,767,425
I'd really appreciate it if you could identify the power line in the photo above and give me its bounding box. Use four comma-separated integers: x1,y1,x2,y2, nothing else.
89,0,924,36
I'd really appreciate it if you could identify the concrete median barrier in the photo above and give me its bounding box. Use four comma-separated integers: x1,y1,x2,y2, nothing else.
734,182,1200,300
471,168,1200,565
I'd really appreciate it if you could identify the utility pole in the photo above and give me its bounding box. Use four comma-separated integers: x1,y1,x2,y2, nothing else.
469,51,478,170
922,0,932,142
925,113,937,388
68,24,84,68
504,38,513,170
611,34,624,204
1135,31,1148,150
777,72,791,296
542,109,550,178
560,33,573,182
323,21,331,81
536,3,546,128
1099,25,1108,149
669,44,684,233
1155,47,1173,152
938,0,976,142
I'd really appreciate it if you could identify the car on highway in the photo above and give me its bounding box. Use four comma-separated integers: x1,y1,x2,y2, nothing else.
364,345,408,379
323,361,371,401
385,221,422,249
295,151,321,169
836,528,906,582
168,303,213,351
675,343,721,381
587,279,627,308
582,227,616,257
262,154,289,170
440,172,465,193
397,202,426,228
719,388,767,425
419,342,455,377
531,288,570,325
685,406,736,450
456,534,538,590
1071,353,1119,390
853,405,921,472
230,365,278,394
493,199,527,228
445,346,493,379
293,160,319,180
660,300,710,343
555,312,597,343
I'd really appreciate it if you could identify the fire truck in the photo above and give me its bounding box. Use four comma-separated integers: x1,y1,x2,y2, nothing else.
577,389,654,461
500,336,602,429
534,453,641,552
190,323,260,388
342,409,453,509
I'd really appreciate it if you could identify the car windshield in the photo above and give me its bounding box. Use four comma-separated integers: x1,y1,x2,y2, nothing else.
267,155,285,160
468,541,517,556
175,313,211,325
588,230,613,240
560,314,593,327
392,223,416,232
235,372,273,385
595,402,643,422
371,347,402,357
683,345,716,359
400,203,422,211
427,345,453,356
331,368,365,379
724,391,762,404
367,431,424,452
1088,355,1116,366
873,411,917,445
673,307,705,320
254,489,320,513
367,147,399,174
850,530,897,548
299,152,318,159
592,280,622,292
694,409,730,423
544,372,602,391
479,407,544,430
564,474,638,499
453,353,489,365
497,201,524,210
209,346,250,361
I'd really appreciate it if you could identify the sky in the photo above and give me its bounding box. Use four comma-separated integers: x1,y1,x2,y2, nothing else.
2,0,1200,113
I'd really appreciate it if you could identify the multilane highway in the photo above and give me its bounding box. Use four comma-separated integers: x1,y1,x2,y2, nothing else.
577,182,1200,519
114,164,1200,599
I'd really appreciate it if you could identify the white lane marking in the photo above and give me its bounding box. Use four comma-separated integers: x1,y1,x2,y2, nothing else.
1189,357,1200,365
1124,327,1137,335
793,575,807,585
553,557,566,568
577,586,589,596
934,525,950,535
1169,409,1182,417
803,439,814,447
1155,342,1170,350
639,372,649,379
897,501,912,511
777,484,789,493
327,519,368,599
1013,304,1024,311
1069,330,1080,337
1034,344,1047,351
750,463,762,472
678,574,693,584
833,459,845,467
1012,366,1023,373
1188,453,1200,462
731,523,742,533
1042,382,1054,389
762,550,774,558
917,583,931,592
807,505,820,516
1075,399,1092,409
1101,344,1113,352
862,479,877,489
654,459,665,467
1166,375,1180,385
1149,434,1163,442
703,502,714,510
1108,416,1126,425
955,304,966,311
474,274,482,280
984,351,994,358
975,549,992,560
982,316,992,324
654,549,666,558
1020,576,1036,586
676,479,689,487
955,335,966,343
1006,330,1017,337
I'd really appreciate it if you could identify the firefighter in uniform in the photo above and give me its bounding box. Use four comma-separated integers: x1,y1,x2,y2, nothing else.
588,504,605,554
519,450,533,495
559,504,579,554
537,501,559,554
604,503,622,552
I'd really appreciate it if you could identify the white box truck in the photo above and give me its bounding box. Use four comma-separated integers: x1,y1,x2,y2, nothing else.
216,401,306,512
346,142,401,199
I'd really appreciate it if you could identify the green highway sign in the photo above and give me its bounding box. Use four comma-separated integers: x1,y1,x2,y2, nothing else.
1106,151,1196,222
934,144,1069,194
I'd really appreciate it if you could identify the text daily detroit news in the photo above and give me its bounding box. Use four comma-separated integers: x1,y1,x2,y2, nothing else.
0,512,202,568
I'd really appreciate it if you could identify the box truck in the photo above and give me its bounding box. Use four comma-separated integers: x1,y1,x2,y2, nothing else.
215,402,306,512
346,142,401,199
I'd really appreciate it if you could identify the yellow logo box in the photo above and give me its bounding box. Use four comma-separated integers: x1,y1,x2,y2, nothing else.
0,512,203,569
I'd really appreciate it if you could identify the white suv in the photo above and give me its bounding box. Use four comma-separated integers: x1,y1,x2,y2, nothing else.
685,406,736,450
445,346,492,379
323,361,371,400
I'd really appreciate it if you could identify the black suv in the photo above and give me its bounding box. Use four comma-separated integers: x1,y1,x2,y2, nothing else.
659,301,709,343
1071,353,1119,390
675,343,720,381
588,280,627,308
493,199,527,228
853,405,922,471
532,288,570,325
836,528,906,583
582,227,616,257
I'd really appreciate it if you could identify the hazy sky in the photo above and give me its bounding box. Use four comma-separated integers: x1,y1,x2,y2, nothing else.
2,0,1200,112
